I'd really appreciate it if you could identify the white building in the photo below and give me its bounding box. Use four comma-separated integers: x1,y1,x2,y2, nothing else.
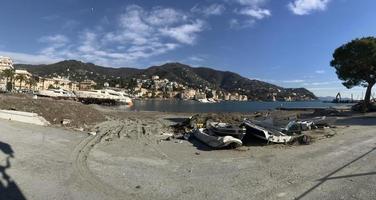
0,56,14,71
0,56,14,91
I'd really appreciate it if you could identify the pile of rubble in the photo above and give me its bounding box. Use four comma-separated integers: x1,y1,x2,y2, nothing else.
172,113,336,149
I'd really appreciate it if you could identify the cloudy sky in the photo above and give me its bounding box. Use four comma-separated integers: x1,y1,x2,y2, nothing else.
1,0,376,97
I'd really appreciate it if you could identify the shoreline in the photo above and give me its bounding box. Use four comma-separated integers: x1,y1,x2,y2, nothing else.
0,93,355,128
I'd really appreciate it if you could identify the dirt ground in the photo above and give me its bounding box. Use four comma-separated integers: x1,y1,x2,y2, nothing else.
1,112,376,200
1,94,376,199
0,94,106,129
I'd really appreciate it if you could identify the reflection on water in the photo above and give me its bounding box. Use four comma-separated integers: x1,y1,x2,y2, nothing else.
112,100,348,113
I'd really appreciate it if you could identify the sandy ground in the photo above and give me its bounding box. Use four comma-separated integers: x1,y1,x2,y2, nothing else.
1,110,376,200
0,94,106,129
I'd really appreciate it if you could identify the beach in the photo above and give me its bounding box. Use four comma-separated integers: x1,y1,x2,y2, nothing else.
1,94,376,199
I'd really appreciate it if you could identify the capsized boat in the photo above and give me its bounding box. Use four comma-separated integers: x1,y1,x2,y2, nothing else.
74,89,133,105
193,128,243,148
37,89,76,98
207,122,246,140
243,119,292,144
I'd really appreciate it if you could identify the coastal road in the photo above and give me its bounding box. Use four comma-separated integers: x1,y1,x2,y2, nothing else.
0,116,376,200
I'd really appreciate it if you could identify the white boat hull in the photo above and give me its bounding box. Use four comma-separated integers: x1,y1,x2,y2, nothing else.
193,128,243,148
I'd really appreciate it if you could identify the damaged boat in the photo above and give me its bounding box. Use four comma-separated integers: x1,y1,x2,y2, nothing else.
243,119,292,144
37,89,76,99
207,122,246,140
283,116,332,134
193,128,243,148
74,89,133,105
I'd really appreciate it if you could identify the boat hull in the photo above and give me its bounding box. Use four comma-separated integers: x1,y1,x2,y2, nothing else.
193,128,242,148
208,122,246,140
243,120,292,144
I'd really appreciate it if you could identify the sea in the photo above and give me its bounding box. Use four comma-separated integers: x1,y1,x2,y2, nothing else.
115,100,352,113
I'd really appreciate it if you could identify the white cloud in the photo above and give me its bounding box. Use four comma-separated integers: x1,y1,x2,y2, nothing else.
0,51,61,64
288,0,331,15
236,7,271,19
38,34,69,44
146,7,188,26
229,18,255,29
303,80,339,86
188,56,205,62
315,70,326,74
283,79,305,83
191,4,226,16
228,0,271,28
230,0,268,6
13,4,207,67
38,34,70,58
160,20,205,44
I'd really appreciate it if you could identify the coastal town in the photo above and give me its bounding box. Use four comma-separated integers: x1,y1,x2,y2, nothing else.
2,1,376,199
1,56,316,103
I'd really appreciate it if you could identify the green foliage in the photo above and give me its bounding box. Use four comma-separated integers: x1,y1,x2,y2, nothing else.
1,68,15,91
48,84,56,89
331,37,376,111
330,37,376,89
15,74,27,89
6,82,12,91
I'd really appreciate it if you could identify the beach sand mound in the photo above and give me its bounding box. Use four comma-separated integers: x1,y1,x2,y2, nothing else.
0,94,106,129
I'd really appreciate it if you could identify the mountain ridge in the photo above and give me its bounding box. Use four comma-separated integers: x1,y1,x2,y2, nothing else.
14,60,317,101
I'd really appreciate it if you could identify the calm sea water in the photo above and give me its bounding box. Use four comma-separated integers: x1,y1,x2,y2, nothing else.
116,100,350,113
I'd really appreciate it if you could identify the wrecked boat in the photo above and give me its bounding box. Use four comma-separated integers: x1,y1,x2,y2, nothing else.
74,89,133,105
243,120,292,144
283,116,332,134
37,89,76,99
207,122,246,140
193,128,243,148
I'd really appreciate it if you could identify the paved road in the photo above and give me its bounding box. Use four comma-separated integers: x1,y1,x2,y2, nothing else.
0,118,376,200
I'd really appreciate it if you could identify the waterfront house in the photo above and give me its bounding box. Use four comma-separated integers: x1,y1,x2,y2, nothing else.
79,80,97,90
14,69,32,90
0,56,14,91
38,77,78,91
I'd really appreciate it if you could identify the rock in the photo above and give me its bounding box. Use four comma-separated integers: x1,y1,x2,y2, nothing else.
88,131,97,136
298,135,311,145
135,185,141,189
195,152,200,155
76,127,84,132
61,119,71,125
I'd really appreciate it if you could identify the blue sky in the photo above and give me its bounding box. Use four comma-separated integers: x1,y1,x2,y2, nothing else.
1,0,376,97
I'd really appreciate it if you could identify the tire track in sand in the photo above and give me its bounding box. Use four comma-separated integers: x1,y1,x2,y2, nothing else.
71,125,140,200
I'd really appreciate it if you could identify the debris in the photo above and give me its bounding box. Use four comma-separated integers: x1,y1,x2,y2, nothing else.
207,121,246,140
76,127,84,132
61,119,71,125
161,133,173,137
243,119,292,144
298,135,311,145
193,128,243,148
135,185,141,189
88,131,97,136
183,133,190,140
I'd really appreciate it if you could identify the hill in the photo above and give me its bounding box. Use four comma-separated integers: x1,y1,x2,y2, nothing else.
15,60,316,101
